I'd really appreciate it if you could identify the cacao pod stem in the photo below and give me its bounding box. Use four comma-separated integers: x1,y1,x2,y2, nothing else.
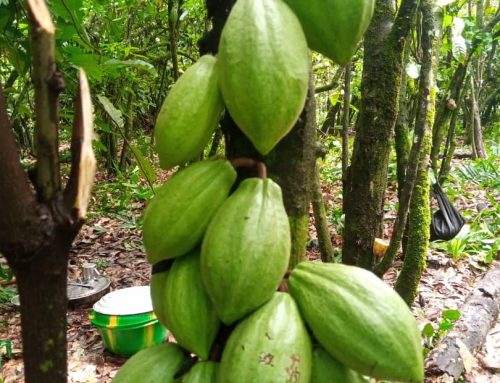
230,158,267,179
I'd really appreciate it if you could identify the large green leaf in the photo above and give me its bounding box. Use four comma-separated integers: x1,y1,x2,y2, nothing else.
130,144,156,185
97,95,124,128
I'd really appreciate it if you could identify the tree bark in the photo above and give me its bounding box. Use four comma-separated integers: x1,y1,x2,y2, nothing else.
0,3,96,382
469,76,487,159
375,2,440,277
342,62,351,201
394,45,412,199
312,166,335,263
343,0,418,269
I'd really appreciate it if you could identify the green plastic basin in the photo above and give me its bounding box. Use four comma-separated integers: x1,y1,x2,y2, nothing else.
89,286,167,357
89,310,167,357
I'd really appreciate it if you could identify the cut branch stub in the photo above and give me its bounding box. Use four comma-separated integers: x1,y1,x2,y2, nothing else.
230,158,267,179
29,0,61,202
64,69,96,221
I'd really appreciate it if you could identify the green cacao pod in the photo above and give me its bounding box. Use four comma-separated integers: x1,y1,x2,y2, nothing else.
150,269,168,325
218,293,312,383
217,0,310,155
201,178,291,324
143,159,237,264
161,251,220,360
155,55,224,170
311,347,367,383
112,343,187,383
180,361,218,383
288,262,424,382
283,0,375,66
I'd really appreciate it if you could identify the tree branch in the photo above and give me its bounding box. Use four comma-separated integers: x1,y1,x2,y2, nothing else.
28,0,63,202
63,70,96,222
0,83,51,265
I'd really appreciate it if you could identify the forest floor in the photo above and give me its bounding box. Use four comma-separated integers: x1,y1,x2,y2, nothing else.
0,161,499,383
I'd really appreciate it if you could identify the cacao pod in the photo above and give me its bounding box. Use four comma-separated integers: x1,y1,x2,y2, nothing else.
218,293,312,383
217,0,310,155
201,177,291,324
311,347,367,383
143,159,237,264
150,269,168,325
288,262,424,382
112,343,187,383
283,0,375,66
161,251,220,360
155,55,224,170
180,361,218,383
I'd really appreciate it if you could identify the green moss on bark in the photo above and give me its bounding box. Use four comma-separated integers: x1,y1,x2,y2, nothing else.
288,215,310,269
395,89,435,306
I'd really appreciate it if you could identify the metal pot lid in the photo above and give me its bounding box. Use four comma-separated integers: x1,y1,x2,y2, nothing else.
67,276,111,301
93,285,153,316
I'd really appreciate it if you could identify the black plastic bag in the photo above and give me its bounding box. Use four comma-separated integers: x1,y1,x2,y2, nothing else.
429,183,465,242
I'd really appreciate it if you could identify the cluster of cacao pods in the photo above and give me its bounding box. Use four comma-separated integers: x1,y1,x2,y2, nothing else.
113,0,424,382
155,0,375,163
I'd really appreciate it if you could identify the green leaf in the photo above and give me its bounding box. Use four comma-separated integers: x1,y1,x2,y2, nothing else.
422,323,435,337
129,144,156,185
442,309,461,321
97,95,124,128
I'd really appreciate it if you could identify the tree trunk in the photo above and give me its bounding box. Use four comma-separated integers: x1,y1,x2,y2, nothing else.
312,165,335,263
469,76,487,159
0,4,96,382
267,78,317,268
119,92,135,172
375,2,440,277
168,0,181,81
343,0,418,269
342,62,351,201
394,45,412,199
394,0,437,304
439,95,462,182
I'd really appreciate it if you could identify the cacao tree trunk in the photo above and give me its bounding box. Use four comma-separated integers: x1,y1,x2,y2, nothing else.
394,0,437,305
0,3,96,382
343,0,418,269
341,62,351,201
312,166,336,263
469,76,487,159
394,45,412,199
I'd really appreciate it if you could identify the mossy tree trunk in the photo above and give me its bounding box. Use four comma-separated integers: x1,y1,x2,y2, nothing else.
343,0,418,269
395,45,412,199
200,0,316,269
394,0,437,305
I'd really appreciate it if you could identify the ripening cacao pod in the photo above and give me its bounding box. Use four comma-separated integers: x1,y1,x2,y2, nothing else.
150,269,168,325
112,343,187,383
217,0,310,155
155,55,224,170
161,251,220,360
283,0,375,65
311,347,367,383
143,159,237,264
201,178,291,324
218,293,312,383
180,361,218,383
288,262,424,382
